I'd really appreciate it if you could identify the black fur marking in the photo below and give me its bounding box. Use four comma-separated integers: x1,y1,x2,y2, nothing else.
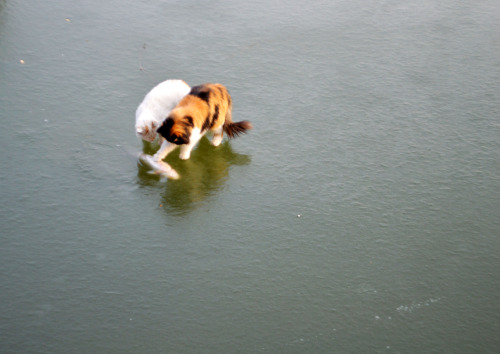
211,104,220,128
201,113,211,132
168,133,189,145
201,105,220,132
157,117,174,137
189,85,210,103
157,117,191,145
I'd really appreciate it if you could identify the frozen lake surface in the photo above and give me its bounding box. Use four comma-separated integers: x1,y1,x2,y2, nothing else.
1,0,499,352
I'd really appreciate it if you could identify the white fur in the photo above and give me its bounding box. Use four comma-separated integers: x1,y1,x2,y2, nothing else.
153,127,205,161
135,79,191,142
211,126,224,147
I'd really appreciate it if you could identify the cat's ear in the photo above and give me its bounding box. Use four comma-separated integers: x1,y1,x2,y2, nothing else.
136,125,149,136
157,117,173,136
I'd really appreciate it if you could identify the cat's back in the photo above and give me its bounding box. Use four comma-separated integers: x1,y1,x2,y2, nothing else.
136,79,191,118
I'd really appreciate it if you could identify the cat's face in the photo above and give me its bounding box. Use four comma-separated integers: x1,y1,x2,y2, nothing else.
136,122,158,142
157,114,193,145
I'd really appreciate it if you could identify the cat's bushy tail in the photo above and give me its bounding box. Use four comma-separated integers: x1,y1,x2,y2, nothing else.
223,120,252,138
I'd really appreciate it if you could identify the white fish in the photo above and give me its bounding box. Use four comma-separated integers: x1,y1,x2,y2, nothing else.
139,154,179,180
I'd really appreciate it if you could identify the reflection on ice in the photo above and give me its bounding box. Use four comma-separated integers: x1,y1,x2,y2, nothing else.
137,138,251,215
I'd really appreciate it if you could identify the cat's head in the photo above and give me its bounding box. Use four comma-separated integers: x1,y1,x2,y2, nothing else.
136,122,159,142
135,111,160,142
157,111,193,145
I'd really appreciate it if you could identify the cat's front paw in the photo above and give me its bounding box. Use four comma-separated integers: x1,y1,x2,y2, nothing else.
179,151,191,160
152,154,163,162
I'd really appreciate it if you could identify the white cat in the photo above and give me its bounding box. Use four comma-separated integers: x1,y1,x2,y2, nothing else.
135,79,191,142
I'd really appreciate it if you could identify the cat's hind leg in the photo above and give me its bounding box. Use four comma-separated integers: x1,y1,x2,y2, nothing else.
211,126,223,147
179,128,203,160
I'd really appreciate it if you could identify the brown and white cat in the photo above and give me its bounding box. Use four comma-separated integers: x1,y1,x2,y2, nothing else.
155,83,252,161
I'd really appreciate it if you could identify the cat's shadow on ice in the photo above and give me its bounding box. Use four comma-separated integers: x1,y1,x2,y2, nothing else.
137,137,251,215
